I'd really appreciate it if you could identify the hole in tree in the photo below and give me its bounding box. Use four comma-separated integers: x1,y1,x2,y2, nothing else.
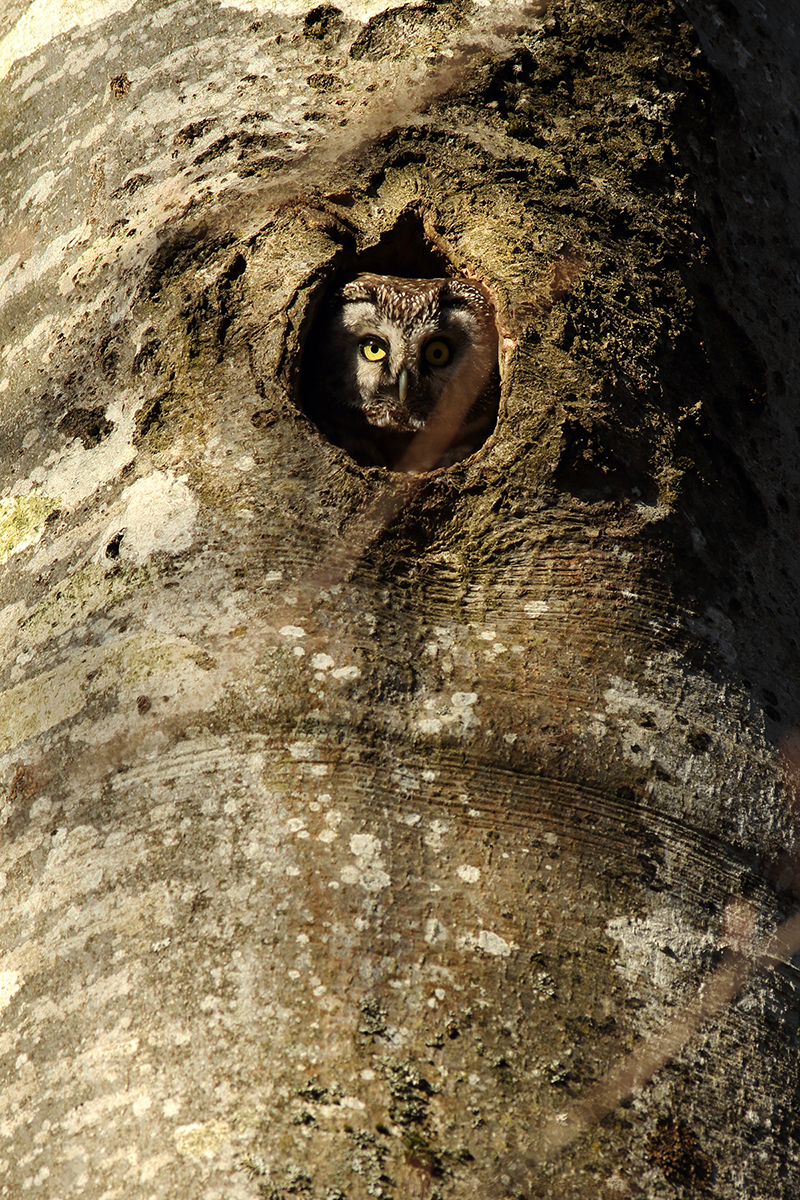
297,212,501,471
105,531,124,559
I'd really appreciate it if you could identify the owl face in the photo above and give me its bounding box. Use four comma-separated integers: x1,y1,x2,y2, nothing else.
303,271,499,468
319,273,498,432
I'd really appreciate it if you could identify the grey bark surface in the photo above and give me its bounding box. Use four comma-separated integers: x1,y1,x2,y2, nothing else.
1,1,800,1197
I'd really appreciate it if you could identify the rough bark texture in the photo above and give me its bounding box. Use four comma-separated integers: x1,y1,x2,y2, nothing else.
1,1,800,1197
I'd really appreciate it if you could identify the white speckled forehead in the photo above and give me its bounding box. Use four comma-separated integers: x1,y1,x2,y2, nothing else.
338,298,404,343
339,274,493,334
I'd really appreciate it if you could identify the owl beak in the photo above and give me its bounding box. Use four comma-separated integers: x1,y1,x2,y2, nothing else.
397,366,409,404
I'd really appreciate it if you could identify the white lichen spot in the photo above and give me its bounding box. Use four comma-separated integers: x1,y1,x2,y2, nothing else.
344,833,390,891
331,665,360,681
403,813,421,826
288,742,318,760
97,471,198,564
605,1175,630,1195
0,969,21,1011
457,930,516,957
286,818,306,834
476,929,516,956
417,690,480,736
524,600,550,617
293,645,305,657
311,653,335,671
422,769,437,782
423,819,449,850
424,918,447,945
279,625,306,639
479,629,496,641
174,1119,231,1159
391,768,419,792
132,1093,153,1117
350,833,377,857
588,714,607,739
606,907,714,996
264,570,283,582
316,809,342,845
457,865,481,883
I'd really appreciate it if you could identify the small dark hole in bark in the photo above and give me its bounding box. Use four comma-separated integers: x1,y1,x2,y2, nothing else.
224,252,247,281
686,727,711,753
109,73,130,99
105,532,124,559
251,409,278,429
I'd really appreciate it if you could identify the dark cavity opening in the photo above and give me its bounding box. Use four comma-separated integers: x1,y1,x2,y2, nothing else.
298,213,501,472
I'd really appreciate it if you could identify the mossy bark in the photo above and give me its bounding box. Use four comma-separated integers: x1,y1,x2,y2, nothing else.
1,1,800,1197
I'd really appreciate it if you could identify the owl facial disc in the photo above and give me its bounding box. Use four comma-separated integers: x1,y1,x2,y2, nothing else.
302,271,500,470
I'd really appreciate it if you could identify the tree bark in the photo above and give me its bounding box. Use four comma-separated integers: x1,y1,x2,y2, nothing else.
1,1,799,1197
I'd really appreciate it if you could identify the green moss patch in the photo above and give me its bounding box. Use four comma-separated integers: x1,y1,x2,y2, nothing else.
0,494,60,564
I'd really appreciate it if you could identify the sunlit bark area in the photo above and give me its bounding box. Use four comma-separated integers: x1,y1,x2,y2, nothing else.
1,1,800,1197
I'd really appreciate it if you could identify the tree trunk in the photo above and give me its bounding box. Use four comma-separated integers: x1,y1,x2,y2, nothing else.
1,1,799,1197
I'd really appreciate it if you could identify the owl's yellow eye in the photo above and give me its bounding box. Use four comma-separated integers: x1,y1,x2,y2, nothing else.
361,339,387,362
425,339,451,367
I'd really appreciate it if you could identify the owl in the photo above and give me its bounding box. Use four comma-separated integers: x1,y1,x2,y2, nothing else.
302,273,499,470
